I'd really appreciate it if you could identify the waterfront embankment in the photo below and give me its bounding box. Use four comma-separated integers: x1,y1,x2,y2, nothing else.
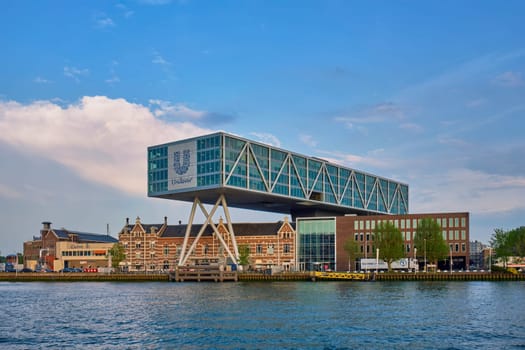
1,271,524,282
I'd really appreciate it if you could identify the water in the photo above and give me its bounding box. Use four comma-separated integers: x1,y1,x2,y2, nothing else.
0,281,524,349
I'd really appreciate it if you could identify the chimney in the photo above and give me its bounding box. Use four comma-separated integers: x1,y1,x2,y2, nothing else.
178,220,182,225
164,216,168,225
42,221,52,230
126,217,129,225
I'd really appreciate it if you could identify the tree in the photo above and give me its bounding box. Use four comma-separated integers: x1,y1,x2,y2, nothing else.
414,218,448,269
237,244,251,271
491,226,525,268
374,221,405,271
108,243,126,269
343,237,362,271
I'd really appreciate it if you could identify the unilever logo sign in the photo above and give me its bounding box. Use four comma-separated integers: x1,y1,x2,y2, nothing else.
168,141,196,190
173,149,190,175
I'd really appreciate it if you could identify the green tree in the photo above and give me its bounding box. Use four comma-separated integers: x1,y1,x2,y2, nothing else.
374,221,405,271
108,243,126,269
237,244,251,270
491,227,525,268
343,236,362,271
414,218,449,269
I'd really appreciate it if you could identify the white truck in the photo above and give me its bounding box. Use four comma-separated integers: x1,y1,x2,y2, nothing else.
360,258,418,272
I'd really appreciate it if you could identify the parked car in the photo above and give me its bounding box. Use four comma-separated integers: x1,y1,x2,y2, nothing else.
20,268,33,273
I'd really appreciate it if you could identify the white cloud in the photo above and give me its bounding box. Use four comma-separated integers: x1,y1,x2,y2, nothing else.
64,66,89,82
0,183,21,199
299,134,318,147
152,51,170,66
0,96,211,196
493,71,524,87
411,168,525,215
34,77,52,84
149,99,204,119
399,122,423,133
94,13,115,28
249,132,281,148
334,102,407,134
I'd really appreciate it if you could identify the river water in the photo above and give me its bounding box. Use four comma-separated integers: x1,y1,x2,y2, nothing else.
0,281,523,349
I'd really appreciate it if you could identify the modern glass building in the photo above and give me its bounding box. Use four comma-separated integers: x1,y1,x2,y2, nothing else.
296,217,336,271
148,132,409,219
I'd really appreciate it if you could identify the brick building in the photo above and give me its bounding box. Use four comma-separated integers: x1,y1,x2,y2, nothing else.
118,216,296,272
23,222,118,271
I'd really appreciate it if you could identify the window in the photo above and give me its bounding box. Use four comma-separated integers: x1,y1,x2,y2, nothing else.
442,218,447,228
461,230,466,240
413,219,418,228
163,245,169,256
150,242,155,249
366,221,370,230
204,244,209,255
360,221,364,230
284,244,291,253
406,219,410,229
354,233,358,241
455,230,459,240
406,244,411,253
449,218,454,228
401,220,405,229
462,243,466,252
461,217,466,227
455,218,459,227
135,243,141,249
256,244,263,254
455,244,459,252
267,244,274,254
366,234,370,241
354,221,359,230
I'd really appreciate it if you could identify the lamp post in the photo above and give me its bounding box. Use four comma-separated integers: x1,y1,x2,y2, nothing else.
376,248,379,275
489,247,492,273
424,239,427,273
450,245,453,274
414,247,417,273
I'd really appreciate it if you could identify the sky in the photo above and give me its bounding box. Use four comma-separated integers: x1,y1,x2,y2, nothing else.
1,1,524,254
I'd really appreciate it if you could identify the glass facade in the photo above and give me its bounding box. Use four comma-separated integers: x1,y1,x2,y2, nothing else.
297,218,336,271
148,132,409,215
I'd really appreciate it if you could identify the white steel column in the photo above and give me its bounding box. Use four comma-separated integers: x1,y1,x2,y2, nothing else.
178,197,199,266
178,194,240,266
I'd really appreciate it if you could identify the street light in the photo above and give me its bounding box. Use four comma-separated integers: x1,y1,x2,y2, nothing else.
450,245,453,274
424,239,427,273
489,247,492,273
414,247,417,273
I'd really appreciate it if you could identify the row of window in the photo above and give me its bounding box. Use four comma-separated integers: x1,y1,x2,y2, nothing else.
354,217,467,231
357,243,467,254
124,242,292,256
354,229,467,242
61,250,106,257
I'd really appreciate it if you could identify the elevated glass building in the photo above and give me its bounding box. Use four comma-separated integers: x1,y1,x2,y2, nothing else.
148,132,408,219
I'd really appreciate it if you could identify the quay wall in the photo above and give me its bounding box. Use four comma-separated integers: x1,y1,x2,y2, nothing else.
1,272,523,282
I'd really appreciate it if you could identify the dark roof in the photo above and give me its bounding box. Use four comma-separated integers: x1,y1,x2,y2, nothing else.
160,221,294,238
51,229,117,243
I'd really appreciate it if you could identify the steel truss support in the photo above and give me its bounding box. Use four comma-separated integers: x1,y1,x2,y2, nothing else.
178,194,240,267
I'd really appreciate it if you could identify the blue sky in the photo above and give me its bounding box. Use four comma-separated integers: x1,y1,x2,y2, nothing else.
1,1,524,254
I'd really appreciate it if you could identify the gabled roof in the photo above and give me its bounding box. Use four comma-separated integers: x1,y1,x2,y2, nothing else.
124,224,162,234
